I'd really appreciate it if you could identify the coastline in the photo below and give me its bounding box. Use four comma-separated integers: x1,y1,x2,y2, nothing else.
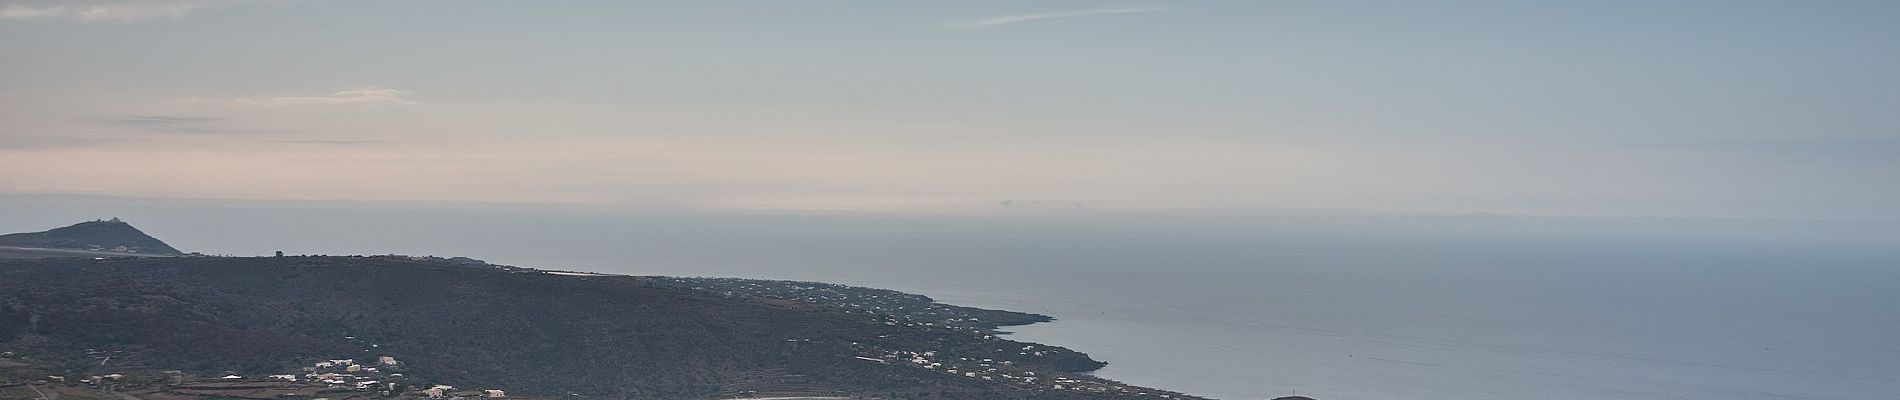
3,255,1217,399
867,285,1208,399
540,268,1212,399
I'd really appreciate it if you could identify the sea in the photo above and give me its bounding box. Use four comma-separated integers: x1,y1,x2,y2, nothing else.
3,195,1896,400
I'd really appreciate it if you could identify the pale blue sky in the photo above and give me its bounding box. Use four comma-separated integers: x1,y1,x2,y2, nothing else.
1,1,1896,219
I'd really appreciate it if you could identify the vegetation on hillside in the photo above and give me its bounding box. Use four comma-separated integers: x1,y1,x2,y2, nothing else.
0,256,1202,399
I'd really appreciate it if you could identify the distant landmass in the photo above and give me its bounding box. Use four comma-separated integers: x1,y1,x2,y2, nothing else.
0,221,1237,400
0,218,183,255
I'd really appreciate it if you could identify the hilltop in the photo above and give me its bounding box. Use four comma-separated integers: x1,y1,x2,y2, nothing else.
0,256,1210,400
0,218,183,256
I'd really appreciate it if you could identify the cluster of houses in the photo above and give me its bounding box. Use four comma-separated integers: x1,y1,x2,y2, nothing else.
419,384,506,399
854,344,1189,398
44,372,127,387
232,356,404,393
1040,375,1187,399
647,278,1205,397
272,356,503,397
2,349,512,399
859,348,1046,387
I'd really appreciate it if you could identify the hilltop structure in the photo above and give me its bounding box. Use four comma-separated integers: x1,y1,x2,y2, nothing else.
0,218,184,255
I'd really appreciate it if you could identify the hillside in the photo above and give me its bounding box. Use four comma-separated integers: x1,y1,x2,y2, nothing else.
0,219,182,255
0,256,1208,400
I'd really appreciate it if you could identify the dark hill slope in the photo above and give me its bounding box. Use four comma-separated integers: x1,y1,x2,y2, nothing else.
0,256,1190,400
0,219,182,255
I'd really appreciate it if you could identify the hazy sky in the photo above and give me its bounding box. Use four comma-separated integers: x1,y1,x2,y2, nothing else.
2,0,1896,219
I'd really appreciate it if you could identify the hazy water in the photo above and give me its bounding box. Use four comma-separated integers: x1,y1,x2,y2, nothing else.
3,196,1897,400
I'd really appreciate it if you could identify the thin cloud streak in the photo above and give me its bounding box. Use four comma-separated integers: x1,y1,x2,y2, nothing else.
269,139,387,146
180,87,417,108
942,6,1167,28
104,115,296,135
0,0,258,23
109,115,223,125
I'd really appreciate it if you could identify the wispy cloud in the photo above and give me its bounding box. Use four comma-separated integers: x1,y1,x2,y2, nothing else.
181,87,417,108
0,112,345,149
0,132,107,149
108,115,230,134
942,6,1167,28
0,0,259,23
104,115,297,135
268,139,388,146
109,115,222,125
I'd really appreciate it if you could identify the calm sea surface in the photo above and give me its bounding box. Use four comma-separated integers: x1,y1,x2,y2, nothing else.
4,197,1897,400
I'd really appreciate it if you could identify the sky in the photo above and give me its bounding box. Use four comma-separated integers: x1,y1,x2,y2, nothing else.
1,0,1897,219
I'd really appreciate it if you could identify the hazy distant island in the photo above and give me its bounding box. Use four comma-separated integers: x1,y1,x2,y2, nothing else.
0,219,184,258
0,220,1252,400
